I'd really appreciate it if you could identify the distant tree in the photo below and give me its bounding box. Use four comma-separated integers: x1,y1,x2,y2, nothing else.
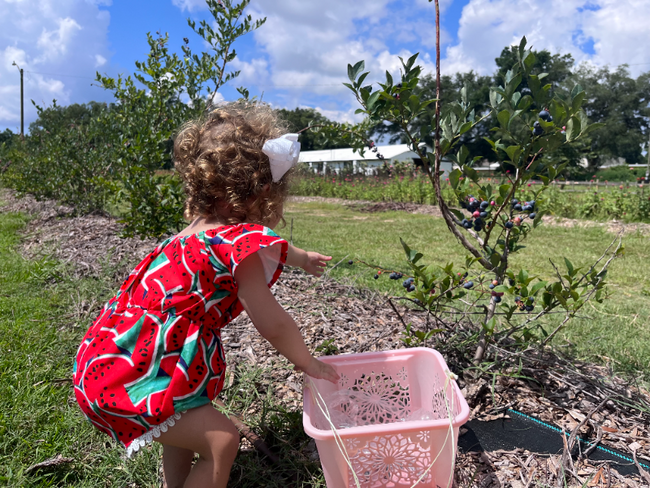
0,129,15,147
494,46,575,90
571,65,650,168
28,101,110,134
276,107,346,150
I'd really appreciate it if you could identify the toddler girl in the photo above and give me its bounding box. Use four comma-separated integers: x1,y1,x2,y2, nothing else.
73,101,339,488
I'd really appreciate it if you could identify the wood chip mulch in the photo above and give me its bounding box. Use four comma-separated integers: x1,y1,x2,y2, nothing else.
3,188,650,487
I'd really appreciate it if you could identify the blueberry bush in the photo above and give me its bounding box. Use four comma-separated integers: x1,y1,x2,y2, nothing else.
320,2,622,363
1,0,262,238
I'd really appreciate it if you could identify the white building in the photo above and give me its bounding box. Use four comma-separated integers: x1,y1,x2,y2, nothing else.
298,143,453,176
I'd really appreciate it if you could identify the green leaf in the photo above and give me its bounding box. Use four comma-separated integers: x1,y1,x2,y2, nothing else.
348,60,364,82
571,83,583,99
367,91,381,110
490,252,502,267
463,165,479,183
518,269,528,284
497,109,510,129
493,285,510,293
530,281,547,295
449,168,461,189
405,52,419,71
457,145,470,165
505,145,521,163
564,257,574,277
572,91,586,113
459,121,472,135
450,208,464,221
499,184,510,198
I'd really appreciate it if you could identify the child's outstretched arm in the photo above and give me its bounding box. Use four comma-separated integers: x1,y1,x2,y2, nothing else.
286,245,332,277
236,253,339,383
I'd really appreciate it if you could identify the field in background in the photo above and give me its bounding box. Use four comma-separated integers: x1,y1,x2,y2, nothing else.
282,200,650,380
290,173,650,222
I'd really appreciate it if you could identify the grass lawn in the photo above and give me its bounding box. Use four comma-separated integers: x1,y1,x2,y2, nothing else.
282,200,650,381
0,208,324,487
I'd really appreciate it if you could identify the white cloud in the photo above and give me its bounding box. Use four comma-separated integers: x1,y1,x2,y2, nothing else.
171,0,209,12
314,106,365,124
0,0,112,131
36,17,82,62
443,0,650,77
95,54,107,67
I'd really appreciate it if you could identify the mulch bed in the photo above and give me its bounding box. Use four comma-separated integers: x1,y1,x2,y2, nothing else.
3,188,650,487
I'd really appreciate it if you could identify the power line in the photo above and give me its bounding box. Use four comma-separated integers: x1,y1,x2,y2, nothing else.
25,70,98,80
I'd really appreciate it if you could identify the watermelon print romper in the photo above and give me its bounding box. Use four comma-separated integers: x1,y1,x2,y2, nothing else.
73,223,288,457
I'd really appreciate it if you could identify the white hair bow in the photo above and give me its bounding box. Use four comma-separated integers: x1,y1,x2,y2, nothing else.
262,134,301,182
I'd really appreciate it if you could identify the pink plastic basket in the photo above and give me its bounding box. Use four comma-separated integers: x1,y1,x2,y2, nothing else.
303,348,469,488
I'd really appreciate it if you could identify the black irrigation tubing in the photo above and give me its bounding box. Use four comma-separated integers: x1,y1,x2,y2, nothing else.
507,408,650,470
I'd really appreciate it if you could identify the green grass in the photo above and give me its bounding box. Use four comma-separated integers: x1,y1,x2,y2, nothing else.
283,201,650,380
0,209,325,487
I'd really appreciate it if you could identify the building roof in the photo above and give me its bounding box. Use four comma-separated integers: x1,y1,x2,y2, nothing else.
298,144,428,163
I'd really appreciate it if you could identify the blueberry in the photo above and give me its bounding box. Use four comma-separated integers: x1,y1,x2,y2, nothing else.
489,284,495,289
374,274,379,279
538,110,550,121
348,260,354,265
494,296,502,303
389,272,396,280
480,211,488,218
509,279,515,286
407,284,416,292
511,199,519,205
523,205,533,212
505,221,514,229
533,122,544,136
525,305,534,312
529,212,536,219
480,201,489,210
529,200,536,207
514,204,523,211
463,281,474,289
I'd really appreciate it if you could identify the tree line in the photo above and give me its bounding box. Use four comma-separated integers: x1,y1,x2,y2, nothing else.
4,44,648,179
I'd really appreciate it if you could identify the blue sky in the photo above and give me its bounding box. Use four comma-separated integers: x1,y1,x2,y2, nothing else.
2,0,650,132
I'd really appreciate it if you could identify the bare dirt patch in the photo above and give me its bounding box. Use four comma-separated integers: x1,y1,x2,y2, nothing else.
4,188,650,487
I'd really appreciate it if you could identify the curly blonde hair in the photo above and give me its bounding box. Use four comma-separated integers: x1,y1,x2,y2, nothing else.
174,101,292,226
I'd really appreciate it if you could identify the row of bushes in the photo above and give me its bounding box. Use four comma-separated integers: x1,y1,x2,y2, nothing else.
291,171,650,222
0,0,263,238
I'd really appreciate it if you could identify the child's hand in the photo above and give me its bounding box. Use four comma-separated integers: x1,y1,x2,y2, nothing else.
302,252,332,277
295,356,340,383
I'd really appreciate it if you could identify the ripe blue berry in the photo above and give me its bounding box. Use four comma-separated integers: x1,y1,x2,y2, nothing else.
538,110,550,121
463,281,474,289
480,201,489,210
505,221,514,229
529,212,536,219
511,199,519,205
494,296,502,303
480,211,488,218
348,260,353,265
514,204,523,211
374,274,379,279
407,284,416,292
489,284,495,289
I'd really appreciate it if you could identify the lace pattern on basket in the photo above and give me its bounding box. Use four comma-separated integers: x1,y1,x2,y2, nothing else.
125,411,185,458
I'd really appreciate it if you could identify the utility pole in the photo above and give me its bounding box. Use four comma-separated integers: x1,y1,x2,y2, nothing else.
12,61,24,139
646,131,650,184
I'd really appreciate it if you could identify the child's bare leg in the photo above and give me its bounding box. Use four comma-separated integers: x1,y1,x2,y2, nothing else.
162,445,194,488
156,404,240,488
